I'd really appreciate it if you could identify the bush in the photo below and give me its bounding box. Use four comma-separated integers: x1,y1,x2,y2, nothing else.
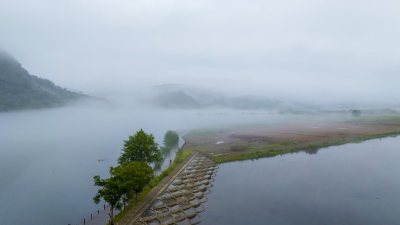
163,130,179,147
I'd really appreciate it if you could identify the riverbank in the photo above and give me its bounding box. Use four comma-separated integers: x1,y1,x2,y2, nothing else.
199,136,400,225
122,152,218,225
115,149,194,225
183,114,400,163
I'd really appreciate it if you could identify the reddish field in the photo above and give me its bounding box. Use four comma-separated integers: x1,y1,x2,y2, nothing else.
184,117,400,159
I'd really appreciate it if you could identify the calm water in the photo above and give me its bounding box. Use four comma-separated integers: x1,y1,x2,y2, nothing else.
0,102,280,225
202,136,400,225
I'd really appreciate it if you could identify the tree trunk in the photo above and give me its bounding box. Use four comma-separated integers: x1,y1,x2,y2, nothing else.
108,205,114,225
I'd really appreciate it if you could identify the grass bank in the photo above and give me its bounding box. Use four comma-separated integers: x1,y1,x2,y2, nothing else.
211,131,400,163
111,149,193,224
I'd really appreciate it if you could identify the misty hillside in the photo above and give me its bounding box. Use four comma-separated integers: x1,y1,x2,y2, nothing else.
151,84,314,111
154,90,201,108
0,51,84,111
151,84,400,114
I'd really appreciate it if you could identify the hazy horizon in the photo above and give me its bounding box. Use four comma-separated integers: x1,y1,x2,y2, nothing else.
2,0,400,105
3,2,400,224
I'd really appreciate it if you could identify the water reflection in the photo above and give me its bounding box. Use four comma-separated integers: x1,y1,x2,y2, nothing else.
202,136,400,225
0,104,280,225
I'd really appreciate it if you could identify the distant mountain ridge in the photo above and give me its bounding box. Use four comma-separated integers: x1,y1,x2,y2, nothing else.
0,50,84,111
150,84,400,114
151,84,311,111
153,90,201,109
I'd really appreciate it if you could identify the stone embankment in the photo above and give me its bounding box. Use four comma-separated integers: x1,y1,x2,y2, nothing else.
120,152,218,225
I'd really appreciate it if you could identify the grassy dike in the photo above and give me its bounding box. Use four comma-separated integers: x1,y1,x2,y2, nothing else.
111,149,193,224
209,131,400,163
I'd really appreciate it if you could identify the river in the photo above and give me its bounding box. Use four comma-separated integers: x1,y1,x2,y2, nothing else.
201,136,400,225
0,102,279,225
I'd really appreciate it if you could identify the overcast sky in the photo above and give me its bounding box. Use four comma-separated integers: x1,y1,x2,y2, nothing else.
1,0,400,104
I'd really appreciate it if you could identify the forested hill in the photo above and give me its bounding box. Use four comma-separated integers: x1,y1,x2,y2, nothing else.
0,51,84,111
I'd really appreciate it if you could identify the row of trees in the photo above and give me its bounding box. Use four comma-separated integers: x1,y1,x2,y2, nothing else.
93,129,180,224
93,129,161,225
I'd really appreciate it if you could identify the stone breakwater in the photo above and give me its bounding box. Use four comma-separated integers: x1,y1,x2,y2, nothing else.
132,152,218,225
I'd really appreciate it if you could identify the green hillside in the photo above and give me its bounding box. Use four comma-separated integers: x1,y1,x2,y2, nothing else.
154,90,201,109
0,51,84,111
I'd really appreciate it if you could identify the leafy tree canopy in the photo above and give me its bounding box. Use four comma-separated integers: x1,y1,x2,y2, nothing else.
93,174,125,224
163,130,179,147
93,161,154,223
112,161,154,195
118,129,162,165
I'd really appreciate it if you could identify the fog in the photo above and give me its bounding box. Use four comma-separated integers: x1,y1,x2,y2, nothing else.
0,100,299,224
1,0,400,105
1,1,400,224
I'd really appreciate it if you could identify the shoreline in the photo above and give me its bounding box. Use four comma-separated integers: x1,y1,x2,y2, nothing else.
114,149,194,225
110,115,400,224
183,114,400,163
211,131,400,163
117,151,197,225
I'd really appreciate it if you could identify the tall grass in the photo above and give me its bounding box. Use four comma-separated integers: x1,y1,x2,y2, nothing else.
213,131,400,163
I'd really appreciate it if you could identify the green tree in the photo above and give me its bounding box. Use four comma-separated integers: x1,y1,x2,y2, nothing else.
163,130,179,147
118,129,161,165
112,161,154,200
351,109,362,117
93,175,124,225
93,161,154,223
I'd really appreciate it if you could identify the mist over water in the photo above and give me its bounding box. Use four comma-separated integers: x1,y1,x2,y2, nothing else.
1,0,400,224
201,137,400,225
0,100,286,225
